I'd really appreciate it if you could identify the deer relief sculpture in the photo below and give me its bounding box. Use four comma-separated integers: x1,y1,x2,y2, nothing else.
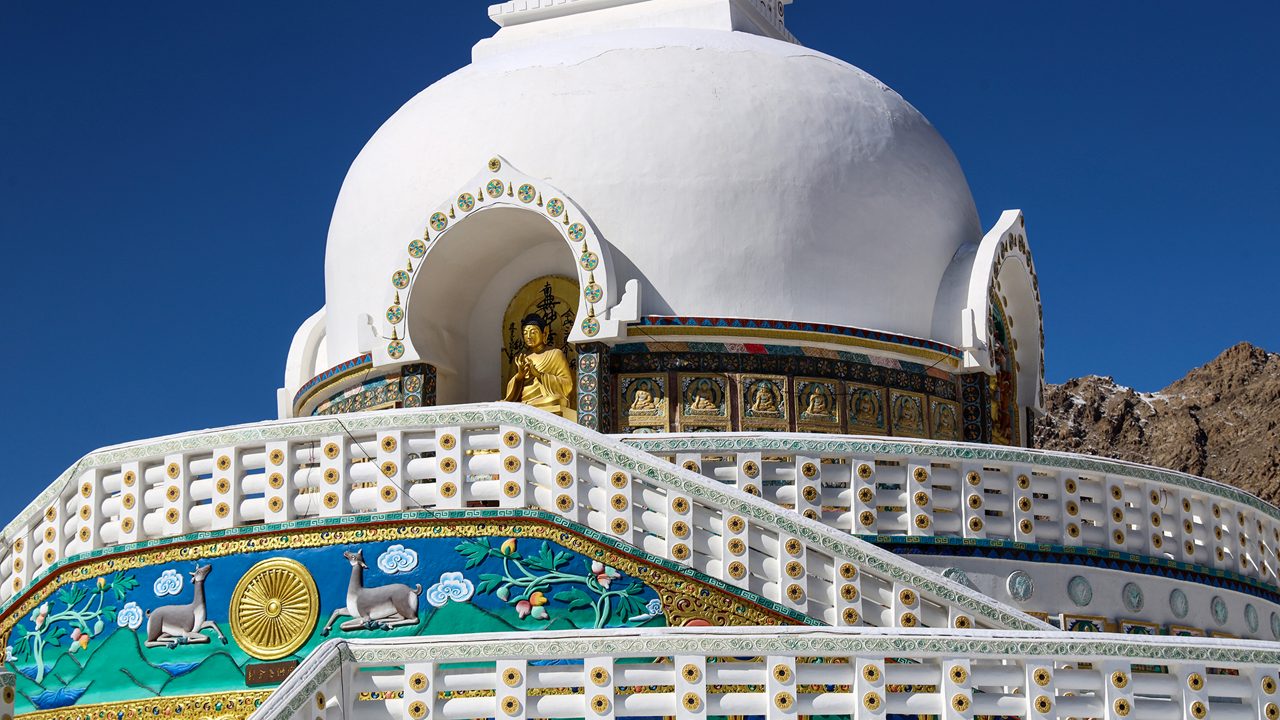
145,563,228,648
321,549,422,635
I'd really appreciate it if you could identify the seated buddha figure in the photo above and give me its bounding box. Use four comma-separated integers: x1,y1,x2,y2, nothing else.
503,314,576,421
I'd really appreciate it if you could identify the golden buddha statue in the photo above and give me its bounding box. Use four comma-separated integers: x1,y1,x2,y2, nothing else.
503,314,576,420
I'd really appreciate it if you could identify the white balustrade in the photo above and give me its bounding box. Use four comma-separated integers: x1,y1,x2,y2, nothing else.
0,404,1039,632
624,433,1280,589
250,626,1280,720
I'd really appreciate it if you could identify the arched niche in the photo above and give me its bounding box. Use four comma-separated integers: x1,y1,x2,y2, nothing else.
376,157,634,405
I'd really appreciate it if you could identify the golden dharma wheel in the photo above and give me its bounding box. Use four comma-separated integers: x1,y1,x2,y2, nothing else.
230,557,319,660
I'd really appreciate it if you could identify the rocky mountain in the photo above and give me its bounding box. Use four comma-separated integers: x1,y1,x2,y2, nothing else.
1035,342,1280,502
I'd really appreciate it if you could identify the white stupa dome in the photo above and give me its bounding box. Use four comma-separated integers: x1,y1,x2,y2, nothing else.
320,1,981,361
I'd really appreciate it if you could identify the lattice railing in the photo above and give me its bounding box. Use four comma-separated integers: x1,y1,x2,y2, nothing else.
0,404,1039,631
252,626,1280,720
623,433,1280,589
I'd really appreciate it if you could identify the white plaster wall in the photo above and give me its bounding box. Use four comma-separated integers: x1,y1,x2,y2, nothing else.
322,24,982,364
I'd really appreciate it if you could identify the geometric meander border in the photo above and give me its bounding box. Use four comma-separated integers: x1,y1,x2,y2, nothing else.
3,404,1046,632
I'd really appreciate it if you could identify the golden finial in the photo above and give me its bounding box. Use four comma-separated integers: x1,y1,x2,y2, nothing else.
563,211,570,226
391,327,399,341
478,187,484,201
393,291,401,305
449,205,455,219
506,182,513,197
406,260,413,272
536,192,543,207
587,272,596,284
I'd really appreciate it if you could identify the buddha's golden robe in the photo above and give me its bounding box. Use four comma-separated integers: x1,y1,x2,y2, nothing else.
507,348,576,421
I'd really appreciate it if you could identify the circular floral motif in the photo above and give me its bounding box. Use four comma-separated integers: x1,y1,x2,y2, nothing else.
1271,612,1280,640
517,183,535,202
1167,588,1188,618
457,193,475,212
386,305,404,324
488,157,502,172
1064,571,1095,604
546,198,565,216
1121,582,1144,613
941,567,976,590
391,270,411,289
581,316,600,337
403,374,423,393
1006,570,1034,602
388,339,405,359
430,212,448,231
579,251,599,271
486,179,504,198
407,238,427,258
568,222,586,241
584,283,603,303
1211,596,1229,625
1247,603,1260,633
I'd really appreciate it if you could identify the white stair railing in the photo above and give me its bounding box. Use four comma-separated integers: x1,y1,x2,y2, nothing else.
623,432,1280,590
0,404,1043,631
252,626,1280,720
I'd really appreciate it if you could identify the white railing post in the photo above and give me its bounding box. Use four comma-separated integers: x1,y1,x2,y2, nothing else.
119,461,143,542
1177,490,1200,564
604,466,635,546
1211,500,1230,570
1059,474,1081,546
667,491,694,569
1104,475,1129,551
723,511,751,591
264,441,295,523
674,655,707,720
1011,465,1036,542
766,655,799,720
497,659,528,720
74,468,103,552
1024,662,1054,720
1256,669,1279,720
1144,483,1167,558
161,453,190,536
735,451,762,498
434,428,463,511
212,447,241,529
854,658,886,720
943,658,973,720
907,462,934,537
852,459,878,536
501,428,534,511
780,534,809,616
1175,663,1208,720
1100,661,1134,720
319,436,349,517
794,456,822,522
9,528,31,597
892,582,921,628
37,496,64,573
403,662,436,720
585,657,616,720
376,431,408,512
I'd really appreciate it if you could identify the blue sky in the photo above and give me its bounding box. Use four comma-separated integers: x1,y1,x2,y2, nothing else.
1,2,1278,502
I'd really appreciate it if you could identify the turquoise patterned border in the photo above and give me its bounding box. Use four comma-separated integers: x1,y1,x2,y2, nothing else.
4,404,1046,632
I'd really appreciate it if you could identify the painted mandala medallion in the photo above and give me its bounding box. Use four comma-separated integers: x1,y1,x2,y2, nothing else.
1272,612,1280,640
1169,588,1188,618
1006,570,1033,602
1211,595,1228,625
391,270,411,289
584,283,603,303
457,193,476,212
1121,582,1143,613
568,222,586,241
486,180,504,198
386,305,404,324
407,238,427,258
1246,603,1259,633
229,558,319,661
546,198,565,217
388,339,405,359
579,251,599,271
1067,576,1092,607
517,183,535,202
581,316,600,337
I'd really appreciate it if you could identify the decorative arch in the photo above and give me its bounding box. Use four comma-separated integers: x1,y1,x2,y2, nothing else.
962,209,1045,437
373,155,636,368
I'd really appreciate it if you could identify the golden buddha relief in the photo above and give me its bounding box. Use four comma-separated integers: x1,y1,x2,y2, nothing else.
847,382,888,435
888,389,929,439
740,374,788,431
796,378,840,433
929,398,961,441
501,276,579,420
677,374,729,431
618,374,669,432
